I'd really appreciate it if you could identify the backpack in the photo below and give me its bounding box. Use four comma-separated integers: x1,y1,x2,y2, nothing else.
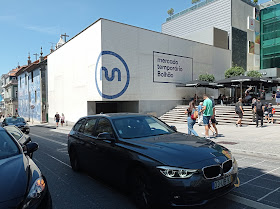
191,109,198,120
272,108,276,114
256,102,263,112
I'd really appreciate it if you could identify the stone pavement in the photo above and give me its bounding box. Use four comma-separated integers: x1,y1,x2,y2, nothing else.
168,122,280,159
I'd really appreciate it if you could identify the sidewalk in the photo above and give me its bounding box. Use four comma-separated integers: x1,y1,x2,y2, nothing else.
168,122,280,159
29,121,73,133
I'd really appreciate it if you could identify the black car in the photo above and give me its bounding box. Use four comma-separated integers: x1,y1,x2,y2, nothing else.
68,113,239,208
2,117,30,134
0,127,52,209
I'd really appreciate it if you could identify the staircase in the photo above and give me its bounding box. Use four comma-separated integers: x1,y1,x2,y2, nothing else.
160,105,280,125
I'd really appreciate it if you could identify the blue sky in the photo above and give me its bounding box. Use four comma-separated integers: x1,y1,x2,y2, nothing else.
0,0,268,75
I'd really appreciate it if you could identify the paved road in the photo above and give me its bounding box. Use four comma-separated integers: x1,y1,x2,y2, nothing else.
29,126,280,209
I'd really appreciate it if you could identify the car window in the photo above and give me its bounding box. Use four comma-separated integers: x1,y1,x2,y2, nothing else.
4,126,23,140
95,118,114,137
112,116,175,139
73,119,86,133
6,117,25,124
83,118,97,136
0,131,20,160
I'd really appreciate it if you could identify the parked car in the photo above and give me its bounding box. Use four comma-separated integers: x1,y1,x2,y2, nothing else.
0,127,52,209
2,116,30,134
68,113,239,208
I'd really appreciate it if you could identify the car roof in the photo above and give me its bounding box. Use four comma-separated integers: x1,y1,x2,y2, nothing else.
80,113,150,120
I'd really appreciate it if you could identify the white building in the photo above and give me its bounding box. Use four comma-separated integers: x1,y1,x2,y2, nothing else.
48,19,231,124
162,0,261,71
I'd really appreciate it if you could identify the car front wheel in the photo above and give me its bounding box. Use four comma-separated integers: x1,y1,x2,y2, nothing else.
129,168,155,209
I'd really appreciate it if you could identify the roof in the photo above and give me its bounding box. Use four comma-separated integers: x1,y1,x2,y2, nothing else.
16,56,47,76
80,113,150,120
7,65,27,77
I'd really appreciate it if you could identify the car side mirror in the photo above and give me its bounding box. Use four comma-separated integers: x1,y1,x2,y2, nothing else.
25,142,39,154
23,136,32,145
97,132,115,142
170,126,177,132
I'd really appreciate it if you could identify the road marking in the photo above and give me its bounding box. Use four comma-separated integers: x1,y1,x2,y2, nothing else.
258,186,280,202
44,152,71,168
226,194,279,209
30,133,67,146
240,166,280,187
238,160,266,171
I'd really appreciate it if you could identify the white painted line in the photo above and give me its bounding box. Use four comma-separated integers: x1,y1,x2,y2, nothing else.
30,133,67,146
226,194,279,209
239,160,266,171
258,187,280,202
44,152,71,168
240,166,280,187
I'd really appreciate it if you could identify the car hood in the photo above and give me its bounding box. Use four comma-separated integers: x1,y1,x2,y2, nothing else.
0,155,28,203
121,133,231,167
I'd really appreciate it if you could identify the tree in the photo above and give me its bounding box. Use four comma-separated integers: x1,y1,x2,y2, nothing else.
224,66,245,78
253,0,258,4
192,0,200,4
199,73,215,82
246,70,262,78
167,8,174,16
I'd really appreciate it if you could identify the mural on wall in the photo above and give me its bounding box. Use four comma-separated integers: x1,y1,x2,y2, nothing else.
255,8,260,21
255,32,260,44
249,41,255,54
18,69,41,122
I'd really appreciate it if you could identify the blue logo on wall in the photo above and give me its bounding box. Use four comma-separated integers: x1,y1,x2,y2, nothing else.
95,51,130,99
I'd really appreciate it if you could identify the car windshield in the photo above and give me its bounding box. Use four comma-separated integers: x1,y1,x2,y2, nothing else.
0,131,20,160
6,117,25,124
112,116,175,139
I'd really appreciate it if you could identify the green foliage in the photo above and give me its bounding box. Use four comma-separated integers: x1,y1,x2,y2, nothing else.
192,0,200,4
167,8,174,16
224,66,245,78
199,73,215,82
253,0,258,4
246,70,262,78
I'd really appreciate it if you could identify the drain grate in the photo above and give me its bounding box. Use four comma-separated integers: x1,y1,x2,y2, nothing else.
218,141,238,145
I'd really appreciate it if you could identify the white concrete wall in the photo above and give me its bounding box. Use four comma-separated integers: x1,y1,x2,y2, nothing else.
183,27,214,46
48,19,231,123
47,21,102,123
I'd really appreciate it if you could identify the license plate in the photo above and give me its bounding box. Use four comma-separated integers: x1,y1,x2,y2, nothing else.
212,175,232,190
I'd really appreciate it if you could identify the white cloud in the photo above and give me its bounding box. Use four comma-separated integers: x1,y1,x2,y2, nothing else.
23,24,59,35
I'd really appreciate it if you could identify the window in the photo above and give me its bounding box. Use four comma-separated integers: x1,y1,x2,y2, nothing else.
35,91,37,103
83,118,97,136
95,118,114,137
20,77,21,88
25,74,27,85
15,90,18,98
4,126,23,141
31,71,34,82
73,119,86,133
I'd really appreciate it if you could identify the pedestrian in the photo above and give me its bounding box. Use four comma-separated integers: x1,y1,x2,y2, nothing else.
184,101,198,136
197,102,203,126
209,97,218,137
201,94,213,139
255,98,264,127
54,112,60,127
251,98,256,122
61,113,65,127
268,103,275,124
235,98,244,127
264,102,269,121
275,90,280,106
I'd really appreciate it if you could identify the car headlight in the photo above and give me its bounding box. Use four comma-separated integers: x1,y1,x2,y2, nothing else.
27,177,46,199
157,166,197,179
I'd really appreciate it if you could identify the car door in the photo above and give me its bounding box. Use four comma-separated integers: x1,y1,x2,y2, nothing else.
93,118,128,183
76,118,99,173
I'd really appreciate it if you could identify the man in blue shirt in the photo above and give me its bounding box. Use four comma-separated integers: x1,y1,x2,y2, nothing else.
202,94,213,139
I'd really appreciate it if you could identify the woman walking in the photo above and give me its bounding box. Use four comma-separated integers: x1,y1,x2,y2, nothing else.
185,101,198,136
61,113,65,127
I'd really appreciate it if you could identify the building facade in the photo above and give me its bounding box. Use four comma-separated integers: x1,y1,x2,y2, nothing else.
1,67,25,116
162,0,261,72
48,19,231,124
17,56,48,123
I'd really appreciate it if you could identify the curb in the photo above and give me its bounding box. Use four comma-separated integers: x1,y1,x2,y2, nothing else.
32,125,57,129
